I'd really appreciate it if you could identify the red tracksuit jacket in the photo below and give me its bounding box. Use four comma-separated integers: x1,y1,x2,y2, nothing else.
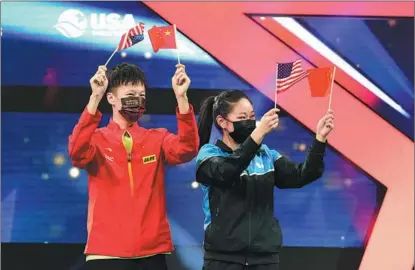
68,106,199,257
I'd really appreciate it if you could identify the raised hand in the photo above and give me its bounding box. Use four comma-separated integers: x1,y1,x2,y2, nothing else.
90,65,108,98
172,64,191,98
316,110,335,142
257,108,280,136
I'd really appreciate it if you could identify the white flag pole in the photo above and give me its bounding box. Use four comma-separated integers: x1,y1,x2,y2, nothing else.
105,30,129,67
105,25,134,67
328,66,336,110
173,24,181,64
275,63,278,109
104,48,117,67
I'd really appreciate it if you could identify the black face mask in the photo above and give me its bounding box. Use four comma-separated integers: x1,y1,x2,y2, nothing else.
119,96,146,123
228,119,256,144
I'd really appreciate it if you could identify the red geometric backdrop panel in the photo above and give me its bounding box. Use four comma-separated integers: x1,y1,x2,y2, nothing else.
144,2,414,269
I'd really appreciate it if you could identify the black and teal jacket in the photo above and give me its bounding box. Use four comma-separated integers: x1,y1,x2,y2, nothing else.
195,136,326,265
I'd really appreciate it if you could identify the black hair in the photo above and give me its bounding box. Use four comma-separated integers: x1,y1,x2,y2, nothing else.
197,89,252,148
106,63,146,93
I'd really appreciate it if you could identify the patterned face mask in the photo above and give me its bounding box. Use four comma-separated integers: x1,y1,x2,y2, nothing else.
119,96,146,122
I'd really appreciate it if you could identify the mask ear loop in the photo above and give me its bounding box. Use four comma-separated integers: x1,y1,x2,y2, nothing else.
221,117,235,136
138,97,146,110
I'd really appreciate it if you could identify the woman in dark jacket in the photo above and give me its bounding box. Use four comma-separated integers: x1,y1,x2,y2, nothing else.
195,90,334,270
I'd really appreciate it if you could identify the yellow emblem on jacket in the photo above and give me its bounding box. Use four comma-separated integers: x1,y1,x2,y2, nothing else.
143,154,156,164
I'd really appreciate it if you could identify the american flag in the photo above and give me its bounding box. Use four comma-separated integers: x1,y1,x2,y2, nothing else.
117,23,145,51
276,59,308,92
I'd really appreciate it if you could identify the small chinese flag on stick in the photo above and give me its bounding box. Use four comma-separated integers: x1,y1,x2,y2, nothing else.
148,24,180,63
307,66,336,110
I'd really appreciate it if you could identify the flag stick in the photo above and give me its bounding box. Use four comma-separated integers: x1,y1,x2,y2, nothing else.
173,24,181,64
105,48,117,67
328,66,336,110
274,64,278,109
274,83,278,109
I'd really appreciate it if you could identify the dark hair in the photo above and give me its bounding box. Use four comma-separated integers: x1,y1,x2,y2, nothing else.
106,63,146,93
197,89,252,148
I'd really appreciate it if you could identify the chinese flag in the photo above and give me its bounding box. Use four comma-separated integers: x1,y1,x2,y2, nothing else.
306,66,335,97
148,25,177,53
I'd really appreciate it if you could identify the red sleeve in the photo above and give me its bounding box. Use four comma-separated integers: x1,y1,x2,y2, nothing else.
68,107,102,168
162,105,199,165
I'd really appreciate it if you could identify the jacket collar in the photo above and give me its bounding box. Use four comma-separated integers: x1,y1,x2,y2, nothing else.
107,118,141,133
215,140,234,153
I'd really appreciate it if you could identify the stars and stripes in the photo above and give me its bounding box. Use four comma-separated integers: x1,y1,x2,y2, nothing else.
276,59,308,92
117,23,145,51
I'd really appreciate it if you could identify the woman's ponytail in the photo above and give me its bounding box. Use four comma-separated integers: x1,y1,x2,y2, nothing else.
197,96,216,149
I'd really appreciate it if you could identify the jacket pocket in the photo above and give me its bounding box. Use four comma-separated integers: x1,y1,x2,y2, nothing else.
251,217,283,253
270,218,283,249
271,218,281,232
203,223,217,250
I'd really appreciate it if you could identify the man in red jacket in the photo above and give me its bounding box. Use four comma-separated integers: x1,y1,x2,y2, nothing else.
69,63,199,270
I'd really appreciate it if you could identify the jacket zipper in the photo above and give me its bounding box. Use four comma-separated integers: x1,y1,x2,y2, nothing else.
122,130,135,255
127,152,136,255
245,169,251,266
122,130,134,197
245,211,251,266
216,192,223,217
127,153,134,197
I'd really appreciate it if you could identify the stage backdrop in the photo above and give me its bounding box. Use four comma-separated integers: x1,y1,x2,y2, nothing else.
2,1,413,138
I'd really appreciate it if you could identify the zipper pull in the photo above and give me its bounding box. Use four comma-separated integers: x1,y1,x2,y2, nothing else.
216,207,220,217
